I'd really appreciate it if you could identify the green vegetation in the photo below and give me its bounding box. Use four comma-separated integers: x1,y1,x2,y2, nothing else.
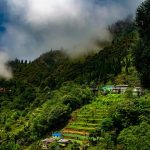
92,92,150,150
0,0,150,149
62,92,150,149
135,0,150,88
62,94,124,145
0,83,92,149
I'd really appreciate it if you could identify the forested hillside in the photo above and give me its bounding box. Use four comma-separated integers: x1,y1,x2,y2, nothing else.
8,19,139,89
0,0,150,150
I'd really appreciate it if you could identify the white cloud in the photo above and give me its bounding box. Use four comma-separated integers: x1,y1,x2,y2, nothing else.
0,52,12,80
1,0,145,60
8,0,83,26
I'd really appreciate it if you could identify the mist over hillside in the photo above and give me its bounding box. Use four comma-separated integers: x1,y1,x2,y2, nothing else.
0,0,144,59
0,0,150,149
0,0,145,80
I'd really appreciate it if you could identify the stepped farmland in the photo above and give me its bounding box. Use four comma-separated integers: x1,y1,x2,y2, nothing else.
62,94,124,144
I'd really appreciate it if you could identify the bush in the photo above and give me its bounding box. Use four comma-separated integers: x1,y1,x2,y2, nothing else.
101,118,114,131
117,122,150,149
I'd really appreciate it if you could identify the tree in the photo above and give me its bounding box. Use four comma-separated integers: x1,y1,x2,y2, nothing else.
136,0,150,41
101,118,114,131
134,41,150,88
117,122,150,150
135,0,150,88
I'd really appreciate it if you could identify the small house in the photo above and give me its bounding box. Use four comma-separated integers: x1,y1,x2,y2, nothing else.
100,85,129,94
100,85,115,93
42,138,56,144
133,87,143,97
52,132,63,139
112,87,121,94
0,88,11,93
0,88,6,93
112,85,129,94
58,139,70,147
42,138,56,149
58,139,70,144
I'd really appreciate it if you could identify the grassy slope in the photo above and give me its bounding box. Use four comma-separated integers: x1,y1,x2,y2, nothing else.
62,94,125,144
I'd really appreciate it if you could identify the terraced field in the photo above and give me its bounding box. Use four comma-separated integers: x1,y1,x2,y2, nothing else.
62,94,124,144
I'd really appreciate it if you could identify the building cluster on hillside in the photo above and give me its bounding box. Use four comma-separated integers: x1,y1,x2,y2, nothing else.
42,132,70,149
91,84,144,96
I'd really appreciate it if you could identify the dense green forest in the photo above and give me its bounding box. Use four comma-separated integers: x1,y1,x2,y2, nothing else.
0,0,150,149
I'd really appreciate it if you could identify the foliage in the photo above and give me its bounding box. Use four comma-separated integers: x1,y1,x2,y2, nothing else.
135,0,150,88
0,82,92,149
117,122,150,150
0,141,20,150
136,0,150,41
0,3,150,148
88,93,150,149
101,118,114,131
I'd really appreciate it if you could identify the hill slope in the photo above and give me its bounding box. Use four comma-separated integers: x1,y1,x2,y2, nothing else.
8,22,140,90
0,11,150,149
62,94,124,144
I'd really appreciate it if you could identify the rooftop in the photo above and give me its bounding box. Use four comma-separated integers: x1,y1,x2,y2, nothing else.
52,132,62,137
42,138,55,143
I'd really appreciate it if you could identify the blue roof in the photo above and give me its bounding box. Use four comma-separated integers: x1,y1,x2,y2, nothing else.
52,133,62,137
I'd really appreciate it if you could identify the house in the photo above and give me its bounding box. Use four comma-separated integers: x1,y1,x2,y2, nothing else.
112,85,129,94
52,132,63,139
41,133,65,149
100,85,115,93
0,88,6,93
42,138,56,149
112,87,121,94
0,88,11,93
100,85,129,94
58,139,70,143
58,139,70,147
133,87,143,97
42,138,56,144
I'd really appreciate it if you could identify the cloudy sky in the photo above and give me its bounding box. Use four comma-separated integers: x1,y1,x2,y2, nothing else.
0,0,144,60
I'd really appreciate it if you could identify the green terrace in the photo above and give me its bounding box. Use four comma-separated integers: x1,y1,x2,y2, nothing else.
61,94,124,144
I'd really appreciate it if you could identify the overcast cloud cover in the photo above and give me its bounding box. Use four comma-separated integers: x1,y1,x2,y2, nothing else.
0,0,144,79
